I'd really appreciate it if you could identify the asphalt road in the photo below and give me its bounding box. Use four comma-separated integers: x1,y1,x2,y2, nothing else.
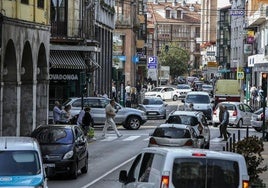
47,100,263,188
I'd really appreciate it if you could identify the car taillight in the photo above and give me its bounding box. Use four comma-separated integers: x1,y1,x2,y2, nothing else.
149,137,157,145
242,180,249,188
192,152,206,157
184,139,193,146
232,110,237,116
161,175,169,188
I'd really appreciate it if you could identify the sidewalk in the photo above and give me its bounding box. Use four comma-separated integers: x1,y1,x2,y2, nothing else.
260,142,268,186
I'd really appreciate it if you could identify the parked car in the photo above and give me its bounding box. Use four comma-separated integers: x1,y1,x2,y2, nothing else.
119,147,249,188
145,86,181,101
137,97,167,119
176,84,192,98
148,123,206,148
251,107,268,132
0,137,47,187
61,97,147,130
165,110,210,149
182,91,214,120
31,124,88,179
213,101,254,127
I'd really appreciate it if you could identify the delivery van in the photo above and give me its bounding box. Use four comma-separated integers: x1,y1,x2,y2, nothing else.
0,137,47,188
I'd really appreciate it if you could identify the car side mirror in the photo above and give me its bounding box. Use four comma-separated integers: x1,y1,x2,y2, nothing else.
119,170,128,183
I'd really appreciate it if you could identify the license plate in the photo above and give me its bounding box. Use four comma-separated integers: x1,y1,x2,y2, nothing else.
148,112,157,115
44,163,55,168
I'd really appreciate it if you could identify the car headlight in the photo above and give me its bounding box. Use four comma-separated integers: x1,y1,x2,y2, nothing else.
63,150,74,159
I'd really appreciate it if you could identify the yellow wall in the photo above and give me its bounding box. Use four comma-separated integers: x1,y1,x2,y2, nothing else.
1,0,50,25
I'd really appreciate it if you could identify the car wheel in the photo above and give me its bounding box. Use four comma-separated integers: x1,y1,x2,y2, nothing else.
173,95,178,101
126,116,141,130
236,119,243,128
70,162,78,179
81,154,88,174
254,127,262,132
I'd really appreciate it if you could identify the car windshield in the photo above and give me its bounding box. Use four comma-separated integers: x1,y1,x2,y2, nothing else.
0,151,41,176
186,95,210,104
172,158,239,188
202,85,212,89
143,98,163,105
167,115,199,126
177,85,190,89
33,127,74,144
152,127,191,138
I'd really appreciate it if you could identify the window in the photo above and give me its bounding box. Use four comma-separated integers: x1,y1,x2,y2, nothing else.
139,153,154,182
21,0,29,4
38,0,44,8
166,10,170,18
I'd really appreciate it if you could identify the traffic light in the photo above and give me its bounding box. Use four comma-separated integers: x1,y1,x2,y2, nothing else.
262,73,267,98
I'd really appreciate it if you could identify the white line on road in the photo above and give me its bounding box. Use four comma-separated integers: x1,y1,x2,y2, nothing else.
123,136,140,141
80,156,136,188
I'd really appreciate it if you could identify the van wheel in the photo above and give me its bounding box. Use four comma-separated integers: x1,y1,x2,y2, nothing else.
70,162,78,179
236,119,243,128
81,154,88,174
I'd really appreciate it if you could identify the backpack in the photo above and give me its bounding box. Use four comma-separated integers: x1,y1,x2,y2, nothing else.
82,112,93,127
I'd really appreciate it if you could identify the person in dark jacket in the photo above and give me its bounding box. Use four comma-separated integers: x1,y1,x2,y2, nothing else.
82,107,93,136
219,105,231,141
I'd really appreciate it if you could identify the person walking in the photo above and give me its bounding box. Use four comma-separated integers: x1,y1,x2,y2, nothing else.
82,107,94,137
218,104,231,139
102,99,122,138
53,101,62,124
219,105,230,141
59,104,72,124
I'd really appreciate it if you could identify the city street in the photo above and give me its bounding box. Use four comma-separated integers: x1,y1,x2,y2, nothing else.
47,100,263,188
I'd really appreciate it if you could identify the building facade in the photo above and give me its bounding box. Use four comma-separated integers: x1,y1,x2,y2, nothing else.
0,1,50,136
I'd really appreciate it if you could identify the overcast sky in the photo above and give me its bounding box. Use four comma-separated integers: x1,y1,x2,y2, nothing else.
218,0,231,8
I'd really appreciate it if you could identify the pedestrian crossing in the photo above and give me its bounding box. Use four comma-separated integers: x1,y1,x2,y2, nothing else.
100,135,148,142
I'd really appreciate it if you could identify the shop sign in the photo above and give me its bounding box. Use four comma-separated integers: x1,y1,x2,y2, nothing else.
49,74,79,80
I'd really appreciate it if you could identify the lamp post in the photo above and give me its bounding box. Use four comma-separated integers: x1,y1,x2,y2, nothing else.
262,72,267,140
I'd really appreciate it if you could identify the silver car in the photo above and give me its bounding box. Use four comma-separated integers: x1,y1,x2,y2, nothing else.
137,97,167,119
61,97,147,130
148,123,205,148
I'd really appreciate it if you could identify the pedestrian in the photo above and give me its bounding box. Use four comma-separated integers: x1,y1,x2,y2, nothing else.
219,105,231,141
186,103,194,111
217,104,231,139
82,107,94,137
53,101,62,124
77,107,85,126
102,99,122,138
59,104,72,124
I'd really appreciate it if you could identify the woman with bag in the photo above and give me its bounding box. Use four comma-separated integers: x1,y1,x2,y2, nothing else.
82,107,94,138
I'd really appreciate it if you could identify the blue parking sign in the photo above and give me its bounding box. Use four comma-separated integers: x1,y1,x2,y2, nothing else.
148,56,158,69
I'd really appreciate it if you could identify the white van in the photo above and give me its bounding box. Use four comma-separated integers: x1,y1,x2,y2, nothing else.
0,137,47,188
119,147,249,188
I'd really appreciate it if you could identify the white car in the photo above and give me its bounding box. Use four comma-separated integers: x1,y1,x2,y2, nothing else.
119,147,249,188
213,101,254,127
176,84,192,98
145,87,181,101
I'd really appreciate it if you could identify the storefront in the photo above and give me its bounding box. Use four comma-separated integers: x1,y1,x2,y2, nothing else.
49,50,88,111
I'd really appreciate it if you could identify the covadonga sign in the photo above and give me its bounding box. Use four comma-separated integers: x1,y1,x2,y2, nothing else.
49,74,79,80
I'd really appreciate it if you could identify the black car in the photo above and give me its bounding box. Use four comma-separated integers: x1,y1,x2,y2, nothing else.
31,124,88,179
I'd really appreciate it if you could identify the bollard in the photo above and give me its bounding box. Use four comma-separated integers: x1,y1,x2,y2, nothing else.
233,134,236,152
238,130,240,141
229,137,232,152
226,142,229,151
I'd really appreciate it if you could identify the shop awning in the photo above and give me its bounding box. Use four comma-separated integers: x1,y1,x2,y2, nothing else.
49,51,88,69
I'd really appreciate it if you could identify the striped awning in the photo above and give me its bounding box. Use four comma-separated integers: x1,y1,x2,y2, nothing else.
49,50,88,69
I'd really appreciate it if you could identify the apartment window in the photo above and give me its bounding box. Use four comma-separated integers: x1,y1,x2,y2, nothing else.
38,0,44,8
166,10,170,19
177,10,181,19
21,0,29,4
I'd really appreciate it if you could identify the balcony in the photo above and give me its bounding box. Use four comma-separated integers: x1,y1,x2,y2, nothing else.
247,5,267,27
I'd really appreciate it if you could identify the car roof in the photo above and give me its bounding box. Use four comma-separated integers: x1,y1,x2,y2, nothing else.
0,137,39,151
169,110,202,116
158,123,190,129
36,124,75,129
140,147,245,160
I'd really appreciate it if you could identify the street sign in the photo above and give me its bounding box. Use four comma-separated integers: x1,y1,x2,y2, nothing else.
148,56,158,69
237,71,244,80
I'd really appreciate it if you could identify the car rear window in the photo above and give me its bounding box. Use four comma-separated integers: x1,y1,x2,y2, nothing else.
172,158,239,188
152,127,191,138
0,151,41,176
186,95,210,104
143,98,163,105
33,127,74,144
167,115,199,126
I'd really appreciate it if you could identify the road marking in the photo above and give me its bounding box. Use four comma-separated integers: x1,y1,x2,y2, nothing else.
123,136,140,141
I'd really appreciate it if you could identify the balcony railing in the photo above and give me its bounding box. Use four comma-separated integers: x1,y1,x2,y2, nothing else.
247,5,267,27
